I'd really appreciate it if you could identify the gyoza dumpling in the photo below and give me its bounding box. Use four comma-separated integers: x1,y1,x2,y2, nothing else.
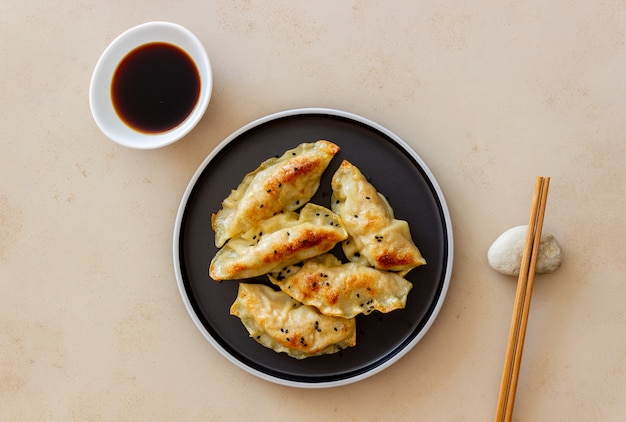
331,160,426,276
230,283,356,359
269,254,413,318
209,203,347,281
212,140,340,247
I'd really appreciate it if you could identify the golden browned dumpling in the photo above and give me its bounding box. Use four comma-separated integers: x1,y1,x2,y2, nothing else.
212,140,340,247
269,254,413,318
209,203,347,281
331,160,426,276
230,283,356,359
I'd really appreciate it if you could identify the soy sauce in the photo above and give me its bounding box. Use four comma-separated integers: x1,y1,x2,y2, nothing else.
111,42,200,133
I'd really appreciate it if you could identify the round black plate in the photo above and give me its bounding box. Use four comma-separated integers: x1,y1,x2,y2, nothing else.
173,108,453,388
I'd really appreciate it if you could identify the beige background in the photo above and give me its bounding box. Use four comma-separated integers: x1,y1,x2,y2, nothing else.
2,1,625,420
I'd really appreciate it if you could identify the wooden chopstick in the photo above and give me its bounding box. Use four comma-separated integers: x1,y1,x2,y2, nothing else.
494,176,550,422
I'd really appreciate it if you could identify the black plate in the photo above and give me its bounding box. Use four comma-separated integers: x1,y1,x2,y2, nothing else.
173,108,453,388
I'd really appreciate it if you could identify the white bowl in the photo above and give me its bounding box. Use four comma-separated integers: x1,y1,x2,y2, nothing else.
89,22,212,149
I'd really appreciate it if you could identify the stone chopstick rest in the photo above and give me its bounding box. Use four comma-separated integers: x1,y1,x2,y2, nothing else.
488,225,563,276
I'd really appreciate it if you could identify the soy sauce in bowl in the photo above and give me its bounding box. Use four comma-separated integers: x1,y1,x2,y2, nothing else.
90,21,212,149
111,42,201,134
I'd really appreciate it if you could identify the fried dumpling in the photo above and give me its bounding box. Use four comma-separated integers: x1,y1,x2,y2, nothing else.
230,283,356,359
209,203,347,281
269,254,413,318
331,160,426,276
212,140,340,247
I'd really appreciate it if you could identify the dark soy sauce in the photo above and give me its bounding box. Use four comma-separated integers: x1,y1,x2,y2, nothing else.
111,42,200,133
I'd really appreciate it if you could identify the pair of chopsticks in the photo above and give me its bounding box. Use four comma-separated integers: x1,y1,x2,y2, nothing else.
494,176,550,422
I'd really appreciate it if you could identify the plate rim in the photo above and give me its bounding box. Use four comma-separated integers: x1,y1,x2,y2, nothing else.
172,107,454,388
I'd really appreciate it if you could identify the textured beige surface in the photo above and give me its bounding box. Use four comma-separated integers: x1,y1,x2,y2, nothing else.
2,1,625,420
